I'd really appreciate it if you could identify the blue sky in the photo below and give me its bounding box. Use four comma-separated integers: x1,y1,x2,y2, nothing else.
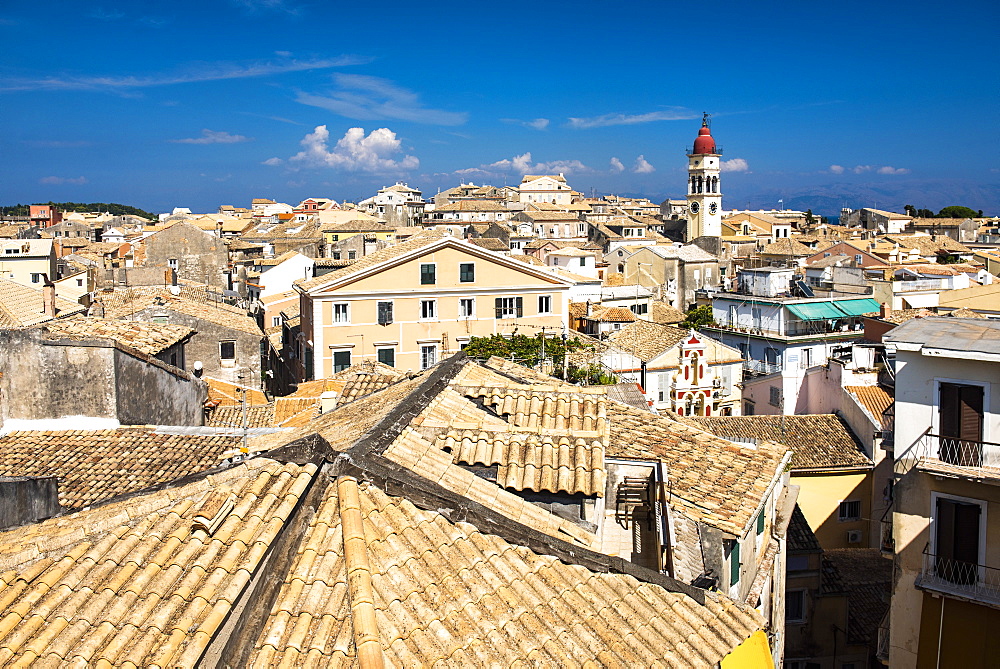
2,0,998,216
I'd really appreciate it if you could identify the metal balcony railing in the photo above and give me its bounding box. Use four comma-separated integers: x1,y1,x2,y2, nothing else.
743,359,782,376
917,433,1000,470
876,610,890,662
919,549,1000,607
880,505,894,554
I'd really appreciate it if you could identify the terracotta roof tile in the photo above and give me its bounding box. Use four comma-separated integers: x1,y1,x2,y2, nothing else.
0,459,316,666
606,404,790,536
845,385,893,425
42,316,193,356
251,476,764,667
0,427,244,509
682,414,871,471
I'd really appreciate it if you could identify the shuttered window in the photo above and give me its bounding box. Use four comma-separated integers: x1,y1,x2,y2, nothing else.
420,263,436,285
495,297,523,318
332,350,351,373
377,301,393,325
727,540,741,585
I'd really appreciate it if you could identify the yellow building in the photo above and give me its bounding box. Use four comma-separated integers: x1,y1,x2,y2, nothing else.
294,231,573,377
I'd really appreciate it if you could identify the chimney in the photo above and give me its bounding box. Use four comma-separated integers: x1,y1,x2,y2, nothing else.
879,302,889,319
42,277,56,318
320,390,339,414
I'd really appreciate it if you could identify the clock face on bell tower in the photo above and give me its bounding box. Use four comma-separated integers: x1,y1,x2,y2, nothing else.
690,201,700,214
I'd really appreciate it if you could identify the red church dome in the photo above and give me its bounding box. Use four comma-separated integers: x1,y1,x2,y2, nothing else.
692,120,717,155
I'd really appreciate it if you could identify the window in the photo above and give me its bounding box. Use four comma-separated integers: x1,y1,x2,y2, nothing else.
932,494,985,588
495,296,523,318
459,298,475,318
579,257,586,267
31,273,41,284
348,250,356,260
377,301,393,325
332,350,351,373
537,295,551,314
786,590,806,623
220,341,236,360
727,539,741,586
939,382,984,466
420,263,436,285
421,345,437,369
168,258,178,269
629,303,648,315
459,262,475,283
757,510,766,535
76,278,83,287
272,316,281,327
332,303,349,324
420,299,436,319
854,254,862,265
333,252,341,260
838,500,861,521
769,386,782,407
744,401,755,415
377,347,395,367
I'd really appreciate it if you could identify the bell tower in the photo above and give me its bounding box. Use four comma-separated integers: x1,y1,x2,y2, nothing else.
686,113,723,240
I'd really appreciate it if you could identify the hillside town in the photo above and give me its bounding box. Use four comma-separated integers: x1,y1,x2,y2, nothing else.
1,116,999,667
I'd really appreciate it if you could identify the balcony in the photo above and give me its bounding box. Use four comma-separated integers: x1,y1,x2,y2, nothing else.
918,549,1000,609
891,278,949,292
880,505,894,555
912,433,1000,475
743,359,781,376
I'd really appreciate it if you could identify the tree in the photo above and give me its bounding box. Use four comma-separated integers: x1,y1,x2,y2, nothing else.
805,209,815,225
679,305,715,329
916,208,935,218
463,332,616,384
904,204,916,217
937,205,979,219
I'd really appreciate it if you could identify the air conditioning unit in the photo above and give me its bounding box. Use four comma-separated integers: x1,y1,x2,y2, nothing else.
847,530,862,544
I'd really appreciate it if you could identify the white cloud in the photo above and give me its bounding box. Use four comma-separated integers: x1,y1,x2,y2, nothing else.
0,56,366,92
295,74,467,126
567,109,697,129
829,164,845,174
289,125,419,173
610,157,625,173
459,151,590,177
501,118,550,130
853,165,873,174
721,158,749,173
877,165,910,175
262,157,284,166
632,155,655,174
40,176,87,185
170,129,252,144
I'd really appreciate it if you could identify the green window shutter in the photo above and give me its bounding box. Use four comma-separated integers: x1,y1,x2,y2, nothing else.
377,348,394,367
495,297,503,319
757,510,765,535
420,264,435,285
333,350,351,373
460,263,474,282
515,296,523,317
729,540,741,585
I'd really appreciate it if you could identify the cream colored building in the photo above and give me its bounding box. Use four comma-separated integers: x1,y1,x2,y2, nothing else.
518,174,573,205
886,318,1000,667
294,232,573,377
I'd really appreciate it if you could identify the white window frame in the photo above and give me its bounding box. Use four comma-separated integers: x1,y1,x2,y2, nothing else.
420,299,437,320
421,344,438,370
837,499,862,522
930,491,988,574
376,346,395,367
537,295,552,314
332,302,350,324
459,262,475,283
459,297,475,319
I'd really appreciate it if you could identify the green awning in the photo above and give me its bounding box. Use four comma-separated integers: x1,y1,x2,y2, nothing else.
786,302,844,320
833,297,882,317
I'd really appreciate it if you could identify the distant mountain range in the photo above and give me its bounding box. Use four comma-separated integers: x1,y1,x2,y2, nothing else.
619,179,999,220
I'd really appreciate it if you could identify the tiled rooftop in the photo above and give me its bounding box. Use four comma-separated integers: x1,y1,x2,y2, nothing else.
682,414,872,471
845,385,893,424
606,404,790,536
42,316,193,357
0,458,316,666
251,476,764,667
0,427,244,509
0,277,86,327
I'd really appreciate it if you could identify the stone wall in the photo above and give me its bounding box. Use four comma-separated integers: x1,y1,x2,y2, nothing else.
0,328,206,426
